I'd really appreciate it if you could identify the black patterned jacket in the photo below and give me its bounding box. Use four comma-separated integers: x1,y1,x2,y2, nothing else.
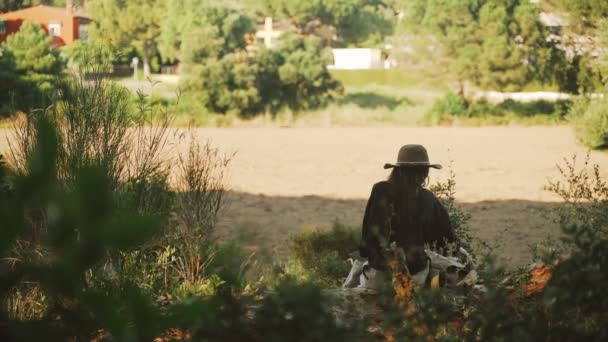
360,181,457,271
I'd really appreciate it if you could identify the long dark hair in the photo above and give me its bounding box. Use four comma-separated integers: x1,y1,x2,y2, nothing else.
388,166,429,267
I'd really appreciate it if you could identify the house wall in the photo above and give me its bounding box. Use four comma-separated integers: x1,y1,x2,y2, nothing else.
0,5,84,47
328,48,383,70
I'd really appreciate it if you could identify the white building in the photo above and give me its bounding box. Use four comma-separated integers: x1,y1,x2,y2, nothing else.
328,48,385,70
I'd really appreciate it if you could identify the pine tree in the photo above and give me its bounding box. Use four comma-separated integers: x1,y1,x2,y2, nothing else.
402,0,568,93
263,0,394,47
88,0,164,77
159,0,255,62
2,21,64,91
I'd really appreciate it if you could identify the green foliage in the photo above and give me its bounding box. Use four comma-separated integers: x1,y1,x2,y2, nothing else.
256,35,343,113
1,74,357,341
551,0,608,31
173,275,225,300
1,22,65,113
0,116,166,340
89,0,164,75
425,91,468,124
402,0,568,92
0,49,30,116
568,94,608,149
540,155,608,339
61,40,117,73
265,0,394,47
554,54,605,94
425,92,571,125
160,0,256,61
3,72,608,340
428,168,473,252
182,35,342,117
287,222,359,287
183,52,260,116
254,279,358,341
3,22,65,89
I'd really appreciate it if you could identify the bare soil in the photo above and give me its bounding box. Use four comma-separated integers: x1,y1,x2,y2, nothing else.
3,126,607,267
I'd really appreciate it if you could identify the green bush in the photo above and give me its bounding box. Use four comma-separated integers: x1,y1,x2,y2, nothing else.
425,91,571,125
287,222,359,287
61,40,117,74
428,167,474,253
181,35,343,117
1,75,358,340
425,91,468,124
568,95,608,149
182,52,260,116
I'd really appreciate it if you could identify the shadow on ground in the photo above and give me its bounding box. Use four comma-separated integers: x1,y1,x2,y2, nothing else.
338,91,415,110
217,191,563,270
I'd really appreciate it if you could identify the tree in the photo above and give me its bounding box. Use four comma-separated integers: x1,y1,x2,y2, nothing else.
550,1,608,90
2,21,64,92
159,0,255,62
552,0,608,32
401,0,568,93
0,49,23,116
61,40,117,73
257,35,343,112
264,0,394,47
181,34,342,116
183,51,260,116
88,0,163,77
0,22,65,115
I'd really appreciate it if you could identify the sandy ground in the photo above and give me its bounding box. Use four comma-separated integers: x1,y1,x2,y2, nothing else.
2,126,607,267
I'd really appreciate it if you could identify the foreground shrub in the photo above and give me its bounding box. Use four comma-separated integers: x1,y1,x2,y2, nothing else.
1,86,358,342
0,118,166,340
167,132,234,295
253,279,360,341
568,95,608,149
287,222,359,287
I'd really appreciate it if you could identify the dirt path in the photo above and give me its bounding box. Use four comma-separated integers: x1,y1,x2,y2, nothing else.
2,126,607,267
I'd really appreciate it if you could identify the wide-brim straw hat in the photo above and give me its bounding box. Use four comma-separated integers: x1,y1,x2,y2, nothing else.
384,144,442,169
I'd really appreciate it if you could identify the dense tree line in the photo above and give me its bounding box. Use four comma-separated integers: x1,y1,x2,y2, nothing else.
2,0,608,118
397,0,572,93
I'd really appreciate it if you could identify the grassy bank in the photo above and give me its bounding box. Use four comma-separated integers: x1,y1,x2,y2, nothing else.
161,68,571,127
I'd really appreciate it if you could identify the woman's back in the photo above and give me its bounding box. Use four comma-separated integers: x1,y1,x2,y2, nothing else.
360,144,457,272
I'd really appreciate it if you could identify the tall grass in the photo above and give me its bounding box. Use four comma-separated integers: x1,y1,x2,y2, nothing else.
2,72,238,321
